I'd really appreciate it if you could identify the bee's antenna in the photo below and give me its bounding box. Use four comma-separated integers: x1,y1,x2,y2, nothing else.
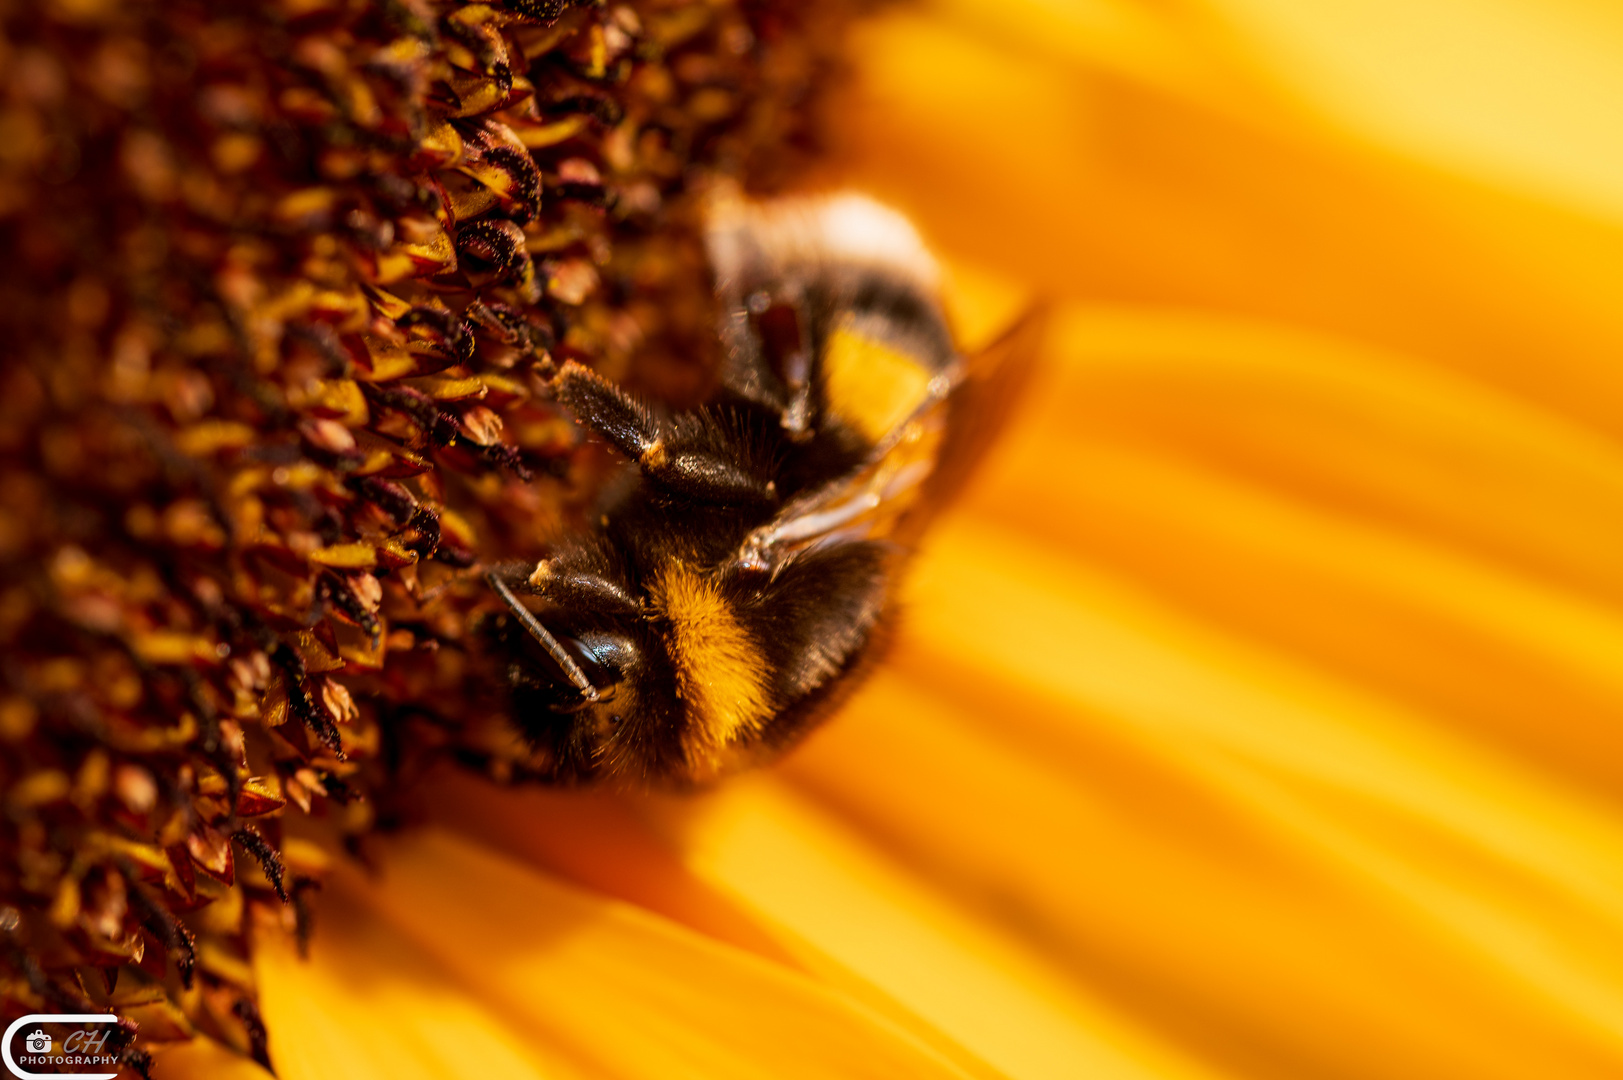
485,571,600,702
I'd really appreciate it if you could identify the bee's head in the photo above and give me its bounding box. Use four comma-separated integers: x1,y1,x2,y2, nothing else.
485,530,888,787
486,567,694,785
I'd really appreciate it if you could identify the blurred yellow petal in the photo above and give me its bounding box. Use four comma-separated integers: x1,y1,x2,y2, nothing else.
1026,309,1623,598
1205,0,1623,221
422,778,1005,1080
978,438,1623,789
151,1038,276,1080
872,517,1623,1075
953,309,1623,789
833,6,1623,438
645,779,1229,1080
260,828,988,1080
254,875,577,1080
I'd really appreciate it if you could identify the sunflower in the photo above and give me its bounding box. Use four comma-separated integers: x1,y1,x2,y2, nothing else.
12,0,1623,1078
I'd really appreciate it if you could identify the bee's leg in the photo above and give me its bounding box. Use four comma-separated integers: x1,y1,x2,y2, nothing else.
553,360,777,505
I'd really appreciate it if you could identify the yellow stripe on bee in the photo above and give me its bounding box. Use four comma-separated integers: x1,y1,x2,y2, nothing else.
820,321,932,443
650,563,771,766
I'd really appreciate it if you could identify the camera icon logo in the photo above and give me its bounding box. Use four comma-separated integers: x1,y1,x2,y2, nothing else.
24,1029,51,1054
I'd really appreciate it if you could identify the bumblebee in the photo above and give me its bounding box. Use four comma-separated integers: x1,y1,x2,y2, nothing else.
487,193,1038,785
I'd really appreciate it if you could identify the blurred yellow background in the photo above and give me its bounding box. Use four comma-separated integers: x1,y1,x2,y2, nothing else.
162,2,1623,1079
813,1,1623,1076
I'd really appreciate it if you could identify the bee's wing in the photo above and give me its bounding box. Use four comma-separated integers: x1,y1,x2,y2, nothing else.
910,302,1051,532
734,304,1050,573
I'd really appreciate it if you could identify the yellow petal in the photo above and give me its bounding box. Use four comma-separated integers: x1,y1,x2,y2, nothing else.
254,879,577,1080
637,779,1229,1080
151,1037,274,1080
1007,309,1623,602
834,7,1623,440
867,515,1623,1077
272,828,988,1080
1203,0,1623,223
949,309,1623,790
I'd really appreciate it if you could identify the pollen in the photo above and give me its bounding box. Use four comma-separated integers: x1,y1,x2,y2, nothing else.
641,438,670,469
820,320,933,443
649,564,772,768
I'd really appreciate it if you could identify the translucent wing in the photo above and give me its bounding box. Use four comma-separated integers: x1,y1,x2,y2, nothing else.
734,304,1049,574
913,302,1050,529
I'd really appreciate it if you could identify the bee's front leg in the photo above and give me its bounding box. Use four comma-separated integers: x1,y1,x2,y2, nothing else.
552,360,777,506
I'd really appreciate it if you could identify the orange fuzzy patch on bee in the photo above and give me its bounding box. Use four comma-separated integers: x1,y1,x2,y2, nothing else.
649,563,771,768
820,320,932,443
